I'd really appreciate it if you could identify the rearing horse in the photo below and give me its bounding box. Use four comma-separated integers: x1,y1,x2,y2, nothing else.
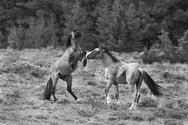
83,47,164,110
41,31,86,102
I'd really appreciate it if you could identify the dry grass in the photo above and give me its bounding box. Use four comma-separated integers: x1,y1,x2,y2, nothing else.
0,49,188,124
138,97,158,108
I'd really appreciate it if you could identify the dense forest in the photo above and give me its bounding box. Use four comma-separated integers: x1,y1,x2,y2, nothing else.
0,0,188,52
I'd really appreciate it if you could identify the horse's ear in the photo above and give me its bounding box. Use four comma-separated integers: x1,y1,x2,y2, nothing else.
99,45,106,52
71,31,74,37
66,35,72,47
98,46,102,52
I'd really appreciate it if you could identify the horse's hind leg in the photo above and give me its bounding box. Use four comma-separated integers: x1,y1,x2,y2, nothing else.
41,77,53,100
134,75,143,108
129,70,143,110
114,83,121,105
61,74,79,102
51,72,59,102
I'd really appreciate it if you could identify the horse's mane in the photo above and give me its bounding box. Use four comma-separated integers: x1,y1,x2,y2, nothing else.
66,31,82,48
66,35,72,48
102,47,120,62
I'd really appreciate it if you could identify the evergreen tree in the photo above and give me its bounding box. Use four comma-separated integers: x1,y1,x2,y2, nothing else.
65,0,90,34
96,0,113,45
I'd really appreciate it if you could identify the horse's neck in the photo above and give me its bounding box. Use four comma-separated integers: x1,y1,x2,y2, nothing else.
63,47,82,61
100,53,114,68
62,48,71,58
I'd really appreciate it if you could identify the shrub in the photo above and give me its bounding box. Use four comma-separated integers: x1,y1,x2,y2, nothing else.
7,17,59,49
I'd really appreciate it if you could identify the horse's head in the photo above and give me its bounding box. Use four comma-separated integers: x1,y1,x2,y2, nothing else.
81,50,87,67
85,47,106,60
66,31,82,52
85,46,119,62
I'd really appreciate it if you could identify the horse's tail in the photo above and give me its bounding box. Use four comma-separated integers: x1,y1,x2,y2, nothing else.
41,77,53,100
140,70,164,97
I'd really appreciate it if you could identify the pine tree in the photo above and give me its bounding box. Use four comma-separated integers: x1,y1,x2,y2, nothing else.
96,0,113,45
65,0,90,34
125,3,143,51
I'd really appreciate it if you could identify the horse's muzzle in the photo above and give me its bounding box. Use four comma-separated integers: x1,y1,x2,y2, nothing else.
82,57,87,67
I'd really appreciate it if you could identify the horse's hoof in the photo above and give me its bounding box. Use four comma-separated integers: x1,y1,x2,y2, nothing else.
76,98,81,103
54,98,58,102
117,100,122,105
129,107,133,110
129,106,137,110
107,100,111,104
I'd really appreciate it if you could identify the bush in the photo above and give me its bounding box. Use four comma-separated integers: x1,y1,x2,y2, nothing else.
139,46,188,64
7,18,59,49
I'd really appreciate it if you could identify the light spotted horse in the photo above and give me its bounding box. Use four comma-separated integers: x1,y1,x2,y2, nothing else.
83,47,164,110
41,31,87,102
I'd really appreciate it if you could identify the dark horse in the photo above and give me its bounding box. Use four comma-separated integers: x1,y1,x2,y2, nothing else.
41,31,86,102
83,47,164,110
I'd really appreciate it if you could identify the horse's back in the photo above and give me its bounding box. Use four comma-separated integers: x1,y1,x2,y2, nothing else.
116,62,140,84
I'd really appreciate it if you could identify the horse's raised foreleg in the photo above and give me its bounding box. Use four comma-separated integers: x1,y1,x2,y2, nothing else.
105,81,113,104
60,74,79,102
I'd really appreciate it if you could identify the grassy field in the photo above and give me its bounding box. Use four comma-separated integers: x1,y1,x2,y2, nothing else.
0,48,188,125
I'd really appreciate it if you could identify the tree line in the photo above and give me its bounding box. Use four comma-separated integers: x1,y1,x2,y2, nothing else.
0,0,188,51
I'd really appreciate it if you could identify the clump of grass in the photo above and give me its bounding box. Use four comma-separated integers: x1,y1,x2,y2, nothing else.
140,88,149,95
132,115,145,122
7,90,20,98
35,114,47,120
165,101,175,109
50,122,59,125
154,108,166,117
87,81,97,86
162,72,172,79
165,99,188,109
177,99,188,109
113,111,146,121
138,97,158,108
77,108,96,117
162,71,185,83
118,123,127,125
109,103,118,110
154,108,188,119
108,116,117,121
0,98,3,103
170,110,188,119
89,99,106,111
164,119,183,125
125,102,131,108
56,99,70,104
147,116,155,122
1,63,49,78
118,114,131,120
174,74,185,81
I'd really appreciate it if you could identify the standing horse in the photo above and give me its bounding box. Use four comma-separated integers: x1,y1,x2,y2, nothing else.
83,47,164,110
41,31,86,102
